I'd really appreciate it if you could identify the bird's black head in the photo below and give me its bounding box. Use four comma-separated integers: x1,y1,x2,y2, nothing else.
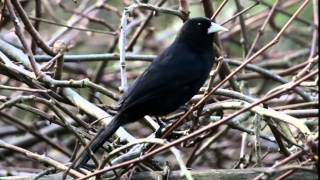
176,17,227,51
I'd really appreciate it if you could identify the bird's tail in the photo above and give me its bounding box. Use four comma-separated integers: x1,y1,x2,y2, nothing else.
75,115,122,169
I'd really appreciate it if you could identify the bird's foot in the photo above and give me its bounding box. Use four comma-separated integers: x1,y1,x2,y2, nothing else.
155,117,167,138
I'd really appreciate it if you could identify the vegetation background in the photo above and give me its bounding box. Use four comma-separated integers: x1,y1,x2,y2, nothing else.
0,0,318,179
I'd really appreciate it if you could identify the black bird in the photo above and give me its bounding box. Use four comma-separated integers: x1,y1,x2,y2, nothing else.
76,17,227,168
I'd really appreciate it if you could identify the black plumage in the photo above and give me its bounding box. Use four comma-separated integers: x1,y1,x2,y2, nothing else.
76,17,227,168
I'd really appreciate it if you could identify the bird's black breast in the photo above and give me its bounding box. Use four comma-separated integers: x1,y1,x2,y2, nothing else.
117,42,214,123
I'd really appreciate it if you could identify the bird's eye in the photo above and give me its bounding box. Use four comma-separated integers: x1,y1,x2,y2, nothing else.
197,22,202,26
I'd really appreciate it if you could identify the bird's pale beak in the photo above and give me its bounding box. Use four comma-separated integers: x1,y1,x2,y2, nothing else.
207,22,228,34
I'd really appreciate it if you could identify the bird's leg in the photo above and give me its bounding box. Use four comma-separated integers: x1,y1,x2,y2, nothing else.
155,116,167,138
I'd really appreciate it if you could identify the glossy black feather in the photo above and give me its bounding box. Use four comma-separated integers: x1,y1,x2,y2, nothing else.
76,17,216,168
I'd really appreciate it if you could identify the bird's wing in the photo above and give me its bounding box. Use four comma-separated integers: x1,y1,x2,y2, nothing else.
118,43,204,110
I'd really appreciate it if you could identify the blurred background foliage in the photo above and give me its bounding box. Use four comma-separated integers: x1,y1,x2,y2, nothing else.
0,0,318,178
